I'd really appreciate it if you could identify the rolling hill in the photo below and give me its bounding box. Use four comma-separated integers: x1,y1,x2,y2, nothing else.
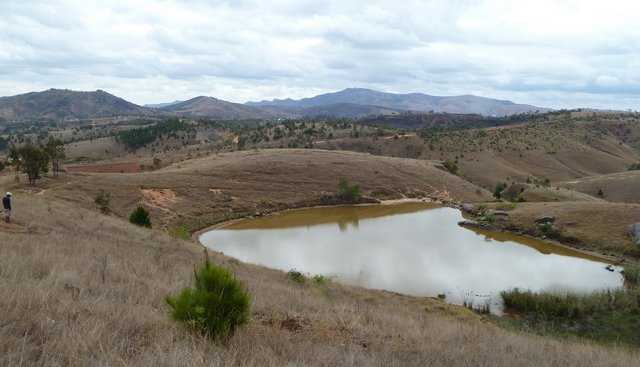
159,96,285,120
248,88,550,117
0,89,151,122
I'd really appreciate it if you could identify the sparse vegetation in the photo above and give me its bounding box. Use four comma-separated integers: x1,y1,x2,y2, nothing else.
622,264,640,285
129,206,151,227
628,163,640,171
166,252,250,340
94,189,111,213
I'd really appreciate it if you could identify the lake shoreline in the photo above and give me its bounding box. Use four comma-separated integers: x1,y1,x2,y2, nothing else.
193,197,622,266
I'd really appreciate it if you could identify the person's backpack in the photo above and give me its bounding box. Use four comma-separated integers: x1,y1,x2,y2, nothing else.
2,197,10,210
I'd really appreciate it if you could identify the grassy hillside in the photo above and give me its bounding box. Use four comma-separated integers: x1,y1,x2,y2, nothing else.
1,173,638,366
485,201,640,259
40,149,492,231
317,117,640,188
559,170,640,203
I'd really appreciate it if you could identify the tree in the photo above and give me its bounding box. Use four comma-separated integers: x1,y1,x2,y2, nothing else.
19,144,49,185
8,146,22,182
44,137,66,177
337,178,361,202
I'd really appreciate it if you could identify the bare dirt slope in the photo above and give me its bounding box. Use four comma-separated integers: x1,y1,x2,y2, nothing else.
559,170,640,204
0,180,637,366
45,149,492,231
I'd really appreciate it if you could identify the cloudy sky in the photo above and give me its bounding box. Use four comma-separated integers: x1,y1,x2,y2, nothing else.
1,0,639,109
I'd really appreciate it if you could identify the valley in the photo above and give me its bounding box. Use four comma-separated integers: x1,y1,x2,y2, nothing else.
1,90,640,366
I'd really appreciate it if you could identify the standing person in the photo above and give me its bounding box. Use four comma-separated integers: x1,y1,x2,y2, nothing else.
2,192,11,223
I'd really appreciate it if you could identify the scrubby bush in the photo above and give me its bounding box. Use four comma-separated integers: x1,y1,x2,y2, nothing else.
493,182,507,199
129,206,151,227
287,269,305,284
94,190,111,213
623,265,640,285
337,178,361,202
166,253,250,340
442,159,458,175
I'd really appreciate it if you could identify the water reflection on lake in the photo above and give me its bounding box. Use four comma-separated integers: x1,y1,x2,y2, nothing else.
200,203,622,312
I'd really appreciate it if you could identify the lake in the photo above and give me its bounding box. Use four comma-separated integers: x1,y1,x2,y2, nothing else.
200,202,622,313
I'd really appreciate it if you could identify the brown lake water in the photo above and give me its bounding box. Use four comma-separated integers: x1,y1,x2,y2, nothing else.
200,202,623,313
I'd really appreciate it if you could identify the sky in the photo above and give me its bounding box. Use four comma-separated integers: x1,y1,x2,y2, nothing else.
0,0,639,110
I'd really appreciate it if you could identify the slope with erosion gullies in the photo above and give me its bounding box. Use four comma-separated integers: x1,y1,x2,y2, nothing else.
318,118,640,189
46,149,492,231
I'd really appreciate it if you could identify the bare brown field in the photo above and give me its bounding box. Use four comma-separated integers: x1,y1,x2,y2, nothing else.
1,175,638,366
559,170,640,204
41,149,493,231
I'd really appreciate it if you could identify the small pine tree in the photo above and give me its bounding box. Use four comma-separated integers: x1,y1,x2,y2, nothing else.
166,251,250,340
129,206,151,227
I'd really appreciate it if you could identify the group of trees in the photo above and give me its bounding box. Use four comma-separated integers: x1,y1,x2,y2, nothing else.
7,137,65,185
116,118,193,151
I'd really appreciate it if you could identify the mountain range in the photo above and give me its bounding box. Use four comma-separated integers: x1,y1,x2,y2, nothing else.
247,88,549,116
0,88,549,124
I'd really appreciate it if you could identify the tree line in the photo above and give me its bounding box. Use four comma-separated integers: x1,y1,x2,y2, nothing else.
7,137,65,185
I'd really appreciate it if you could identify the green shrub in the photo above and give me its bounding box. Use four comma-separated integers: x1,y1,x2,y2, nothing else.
623,265,640,285
312,274,329,285
129,206,151,228
337,178,361,202
493,182,507,199
287,269,305,284
166,253,250,340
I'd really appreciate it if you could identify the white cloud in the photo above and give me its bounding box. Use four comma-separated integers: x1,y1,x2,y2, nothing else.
0,0,638,110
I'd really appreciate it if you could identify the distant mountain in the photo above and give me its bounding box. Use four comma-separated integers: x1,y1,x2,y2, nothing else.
269,103,404,119
0,89,151,122
160,96,285,120
145,101,183,109
247,88,550,117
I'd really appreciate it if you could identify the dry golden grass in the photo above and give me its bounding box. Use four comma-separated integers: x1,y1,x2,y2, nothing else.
42,149,493,231
488,201,640,258
559,170,640,204
1,180,638,366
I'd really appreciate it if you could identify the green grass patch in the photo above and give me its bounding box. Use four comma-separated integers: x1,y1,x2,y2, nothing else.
170,225,190,240
622,264,640,285
501,288,640,345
